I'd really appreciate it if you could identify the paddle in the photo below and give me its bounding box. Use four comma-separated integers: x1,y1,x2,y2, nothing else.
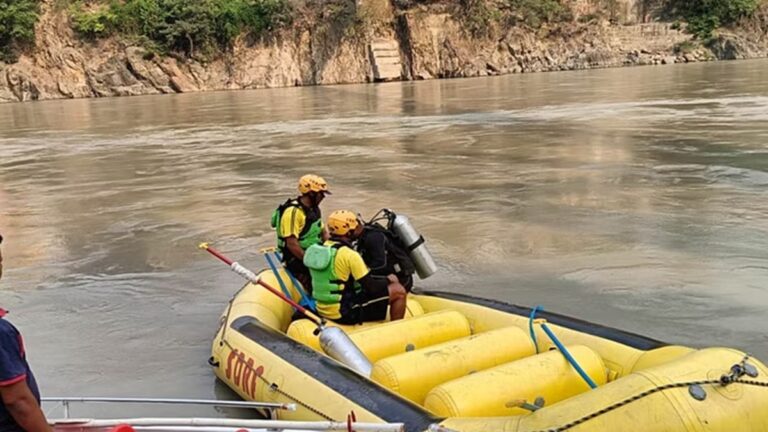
199,242,323,327
198,242,373,376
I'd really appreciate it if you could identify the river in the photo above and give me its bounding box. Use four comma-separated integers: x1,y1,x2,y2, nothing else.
1,59,767,418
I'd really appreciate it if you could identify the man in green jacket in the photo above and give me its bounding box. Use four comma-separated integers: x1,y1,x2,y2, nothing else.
271,174,330,292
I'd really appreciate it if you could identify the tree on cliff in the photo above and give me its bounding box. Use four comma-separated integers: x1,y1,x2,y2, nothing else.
665,0,761,38
69,0,292,58
0,0,39,62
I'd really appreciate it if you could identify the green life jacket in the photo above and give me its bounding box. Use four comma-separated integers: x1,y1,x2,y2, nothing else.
303,242,359,305
271,198,323,253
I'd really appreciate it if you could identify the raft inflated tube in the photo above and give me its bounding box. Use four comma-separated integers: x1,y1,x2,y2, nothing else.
371,327,536,404
424,345,607,417
286,299,426,351
437,348,768,432
349,310,471,363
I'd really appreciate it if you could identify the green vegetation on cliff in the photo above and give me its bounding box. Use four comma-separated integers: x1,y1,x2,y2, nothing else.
69,0,292,56
1,0,764,63
669,0,760,38
459,0,571,36
0,0,39,62
505,0,572,27
471,0,762,37
461,0,763,39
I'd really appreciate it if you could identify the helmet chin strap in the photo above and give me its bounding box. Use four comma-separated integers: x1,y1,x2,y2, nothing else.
298,193,315,208
306,191,324,207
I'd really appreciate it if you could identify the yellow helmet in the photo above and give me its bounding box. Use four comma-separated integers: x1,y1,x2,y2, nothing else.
327,210,360,236
298,174,331,195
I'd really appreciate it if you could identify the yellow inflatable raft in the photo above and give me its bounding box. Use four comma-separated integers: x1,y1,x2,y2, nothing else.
210,269,768,431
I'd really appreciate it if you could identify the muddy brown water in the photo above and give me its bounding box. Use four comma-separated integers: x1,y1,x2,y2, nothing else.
1,59,767,418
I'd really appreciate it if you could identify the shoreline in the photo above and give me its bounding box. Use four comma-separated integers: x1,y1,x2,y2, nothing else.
6,57,768,109
1,2,767,104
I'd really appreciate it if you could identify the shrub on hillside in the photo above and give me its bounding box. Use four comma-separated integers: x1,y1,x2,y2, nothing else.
667,0,760,39
462,0,502,37
68,0,292,57
69,1,120,38
456,0,571,35
0,0,40,62
506,0,571,28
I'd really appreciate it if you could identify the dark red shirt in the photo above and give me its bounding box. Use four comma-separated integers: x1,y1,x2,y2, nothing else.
0,315,41,432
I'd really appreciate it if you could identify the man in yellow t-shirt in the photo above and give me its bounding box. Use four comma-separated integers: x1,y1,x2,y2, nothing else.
271,175,330,291
304,210,407,324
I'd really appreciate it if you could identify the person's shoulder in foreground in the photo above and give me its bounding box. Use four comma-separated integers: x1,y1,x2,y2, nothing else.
0,233,52,432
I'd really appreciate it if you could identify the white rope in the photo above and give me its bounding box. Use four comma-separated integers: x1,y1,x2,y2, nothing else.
230,262,259,283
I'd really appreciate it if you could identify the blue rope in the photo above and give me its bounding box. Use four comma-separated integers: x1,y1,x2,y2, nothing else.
529,304,597,390
271,251,317,311
540,322,598,389
529,305,543,354
265,253,293,299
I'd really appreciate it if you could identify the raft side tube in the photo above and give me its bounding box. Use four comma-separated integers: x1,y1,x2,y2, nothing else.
371,327,536,404
424,345,607,417
215,316,441,431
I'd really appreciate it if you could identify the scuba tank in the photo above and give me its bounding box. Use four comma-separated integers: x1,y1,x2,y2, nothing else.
319,326,373,376
388,212,438,279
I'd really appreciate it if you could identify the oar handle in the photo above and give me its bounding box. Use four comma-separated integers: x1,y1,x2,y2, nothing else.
199,243,323,328
200,242,234,265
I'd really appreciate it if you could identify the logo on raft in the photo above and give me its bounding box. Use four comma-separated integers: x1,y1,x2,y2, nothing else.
225,349,265,399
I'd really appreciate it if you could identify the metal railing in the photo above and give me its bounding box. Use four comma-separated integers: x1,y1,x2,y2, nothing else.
42,397,407,432
51,418,404,432
42,397,295,419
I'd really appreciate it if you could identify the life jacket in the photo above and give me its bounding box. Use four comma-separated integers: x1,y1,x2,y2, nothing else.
358,222,416,278
303,241,360,306
271,198,323,255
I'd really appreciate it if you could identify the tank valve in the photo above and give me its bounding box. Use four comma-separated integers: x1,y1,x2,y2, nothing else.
506,396,545,412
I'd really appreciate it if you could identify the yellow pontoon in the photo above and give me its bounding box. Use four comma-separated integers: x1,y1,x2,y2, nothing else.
210,269,768,432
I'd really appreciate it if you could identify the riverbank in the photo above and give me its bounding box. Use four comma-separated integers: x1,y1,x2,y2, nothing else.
1,0,767,103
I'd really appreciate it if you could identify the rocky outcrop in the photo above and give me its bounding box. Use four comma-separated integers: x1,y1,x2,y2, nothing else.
404,17,679,79
707,32,768,60
0,1,374,103
0,0,766,103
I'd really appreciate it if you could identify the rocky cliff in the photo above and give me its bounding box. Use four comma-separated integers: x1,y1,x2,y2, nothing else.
1,0,767,103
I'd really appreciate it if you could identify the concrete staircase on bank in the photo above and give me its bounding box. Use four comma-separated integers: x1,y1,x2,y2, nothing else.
369,39,403,82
